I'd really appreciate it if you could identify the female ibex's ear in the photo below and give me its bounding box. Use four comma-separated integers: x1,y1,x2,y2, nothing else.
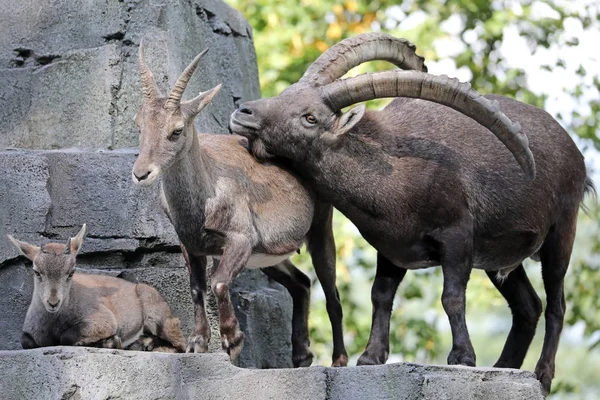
7,235,40,261
336,104,366,136
184,84,222,115
69,224,87,255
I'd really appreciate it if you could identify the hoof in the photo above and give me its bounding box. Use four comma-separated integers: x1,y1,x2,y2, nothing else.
447,349,476,367
535,365,553,397
357,348,387,366
293,350,314,368
332,354,349,367
222,329,245,360
186,334,209,353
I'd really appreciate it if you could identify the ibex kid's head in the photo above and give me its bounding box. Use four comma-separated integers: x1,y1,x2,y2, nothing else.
132,41,222,186
7,224,86,313
230,33,535,180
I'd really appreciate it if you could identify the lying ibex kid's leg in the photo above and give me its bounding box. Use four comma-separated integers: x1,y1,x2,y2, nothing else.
60,307,120,348
211,234,252,359
357,253,406,365
486,264,542,369
136,283,186,352
262,260,314,367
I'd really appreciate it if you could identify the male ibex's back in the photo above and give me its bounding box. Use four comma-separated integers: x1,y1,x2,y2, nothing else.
8,224,185,352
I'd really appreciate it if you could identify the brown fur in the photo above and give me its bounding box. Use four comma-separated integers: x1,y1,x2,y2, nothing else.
8,226,185,352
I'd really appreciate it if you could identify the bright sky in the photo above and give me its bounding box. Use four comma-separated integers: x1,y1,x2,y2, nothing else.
394,1,600,178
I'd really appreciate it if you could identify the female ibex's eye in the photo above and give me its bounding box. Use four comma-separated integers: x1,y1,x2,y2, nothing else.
303,114,317,125
170,128,183,139
68,272,74,279
34,270,41,278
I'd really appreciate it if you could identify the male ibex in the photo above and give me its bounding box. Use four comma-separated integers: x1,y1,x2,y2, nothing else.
131,43,347,367
231,33,594,394
8,224,186,352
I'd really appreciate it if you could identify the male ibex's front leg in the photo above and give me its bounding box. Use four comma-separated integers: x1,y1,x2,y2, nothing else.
262,260,314,367
357,253,406,365
183,246,211,353
439,228,476,367
211,235,252,359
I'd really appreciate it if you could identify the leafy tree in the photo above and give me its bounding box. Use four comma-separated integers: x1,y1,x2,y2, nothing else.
225,0,600,397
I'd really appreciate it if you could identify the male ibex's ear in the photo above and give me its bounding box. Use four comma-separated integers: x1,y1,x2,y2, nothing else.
69,224,87,255
337,104,366,136
183,84,222,115
7,235,40,261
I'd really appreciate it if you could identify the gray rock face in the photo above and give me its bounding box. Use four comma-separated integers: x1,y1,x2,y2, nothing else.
0,0,260,149
0,347,544,400
0,150,293,367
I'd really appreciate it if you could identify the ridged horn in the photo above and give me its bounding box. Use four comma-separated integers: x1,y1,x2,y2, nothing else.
138,39,161,101
300,32,427,87
321,70,535,180
164,49,209,110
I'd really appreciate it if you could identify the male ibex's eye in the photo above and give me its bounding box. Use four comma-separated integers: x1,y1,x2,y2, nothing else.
68,272,74,279
34,271,41,278
303,114,317,125
172,128,183,136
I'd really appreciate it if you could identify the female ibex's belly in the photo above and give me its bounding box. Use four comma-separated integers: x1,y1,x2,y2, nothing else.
214,252,296,269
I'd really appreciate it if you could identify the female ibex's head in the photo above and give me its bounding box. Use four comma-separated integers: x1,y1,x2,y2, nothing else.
7,224,86,313
230,33,535,180
132,41,222,186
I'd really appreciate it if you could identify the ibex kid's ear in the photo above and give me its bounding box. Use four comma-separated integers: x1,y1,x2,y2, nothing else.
7,235,40,261
184,84,222,115
69,224,87,255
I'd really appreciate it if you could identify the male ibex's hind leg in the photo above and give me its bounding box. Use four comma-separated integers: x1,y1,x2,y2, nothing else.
535,213,578,396
262,260,314,367
357,253,406,365
211,235,252,360
486,264,542,369
307,202,348,367
136,283,186,353
183,249,212,353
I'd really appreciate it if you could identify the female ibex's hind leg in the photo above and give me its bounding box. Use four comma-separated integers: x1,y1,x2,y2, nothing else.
136,283,186,353
183,249,212,353
486,264,542,369
357,253,406,365
262,260,314,368
535,213,578,396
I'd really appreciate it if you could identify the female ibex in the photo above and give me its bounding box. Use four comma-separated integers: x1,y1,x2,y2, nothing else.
8,224,186,352
131,43,347,367
231,33,594,394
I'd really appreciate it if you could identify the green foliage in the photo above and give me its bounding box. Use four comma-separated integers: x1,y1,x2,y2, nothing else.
226,0,600,396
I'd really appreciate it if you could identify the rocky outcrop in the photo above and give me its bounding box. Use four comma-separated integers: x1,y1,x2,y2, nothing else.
0,347,545,400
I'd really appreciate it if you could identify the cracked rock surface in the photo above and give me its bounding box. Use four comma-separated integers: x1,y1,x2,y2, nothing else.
0,347,544,400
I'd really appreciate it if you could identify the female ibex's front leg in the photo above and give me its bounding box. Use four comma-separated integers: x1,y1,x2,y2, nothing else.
182,246,211,353
211,234,252,359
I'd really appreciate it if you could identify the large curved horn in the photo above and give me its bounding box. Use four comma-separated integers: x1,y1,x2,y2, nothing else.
164,49,209,110
138,39,161,101
321,70,535,180
300,33,427,87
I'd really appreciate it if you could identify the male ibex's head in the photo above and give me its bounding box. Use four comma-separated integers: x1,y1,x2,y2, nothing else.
231,33,535,180
132,41,222,186
7,224,87,313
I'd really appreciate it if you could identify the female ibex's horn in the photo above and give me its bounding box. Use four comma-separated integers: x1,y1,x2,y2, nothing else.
321,70,535,180
164,49,209,110
300,32,427,87
138,39,161,101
